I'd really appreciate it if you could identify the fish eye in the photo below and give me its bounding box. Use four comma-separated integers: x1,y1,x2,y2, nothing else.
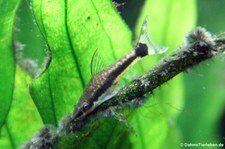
82,102,90,111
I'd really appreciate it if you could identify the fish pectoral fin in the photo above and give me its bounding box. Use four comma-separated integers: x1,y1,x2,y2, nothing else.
97,84,124,106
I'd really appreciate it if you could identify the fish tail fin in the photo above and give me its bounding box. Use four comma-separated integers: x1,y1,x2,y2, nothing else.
137,16,168,55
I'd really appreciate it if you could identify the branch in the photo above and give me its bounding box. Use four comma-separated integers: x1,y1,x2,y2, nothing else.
20,27,225,149
94,27,225,113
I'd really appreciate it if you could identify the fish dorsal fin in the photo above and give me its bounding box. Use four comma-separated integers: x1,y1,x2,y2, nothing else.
138,17,168,55
90,49,107,76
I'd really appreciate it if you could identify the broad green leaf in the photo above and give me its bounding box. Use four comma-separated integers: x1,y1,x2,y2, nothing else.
197,0,225,34
160,1,225,148
30,0,84,125
178,1,225,146
0,126,13,149
30,0,136,148
129,0,197,148
0,0,21,131
30,0,133,126
183,0,225,143
178,59,225,147
0,1,45,147
2,66,43,148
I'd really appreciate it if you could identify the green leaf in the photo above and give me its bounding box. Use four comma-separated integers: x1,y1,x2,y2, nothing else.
0,126,13,149
0,0,21,131
30,0,133,126
0,2,43,148
0,66,43,148
11,67,43,146
178,53,225,147
178,1,225,146
30,0,137,148
186,0,225,144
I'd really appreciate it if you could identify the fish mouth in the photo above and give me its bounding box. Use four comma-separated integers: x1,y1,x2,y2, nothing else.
73,106,95,121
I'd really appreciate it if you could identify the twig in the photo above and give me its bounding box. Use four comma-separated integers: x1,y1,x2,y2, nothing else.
93,27,225,113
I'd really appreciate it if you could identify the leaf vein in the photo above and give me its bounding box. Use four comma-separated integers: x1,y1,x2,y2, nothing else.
64,0,85,88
